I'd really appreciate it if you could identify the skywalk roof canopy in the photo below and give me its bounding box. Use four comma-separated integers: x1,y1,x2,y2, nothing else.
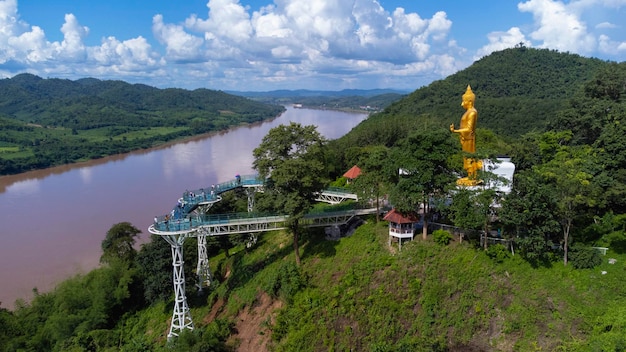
343,165,362,179
383,208,420,224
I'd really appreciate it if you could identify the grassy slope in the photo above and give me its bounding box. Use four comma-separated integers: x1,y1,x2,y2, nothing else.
148,219,626,351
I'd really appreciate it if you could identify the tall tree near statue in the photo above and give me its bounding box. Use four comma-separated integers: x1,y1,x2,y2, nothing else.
352,145,393,223
536,145,601,265
253,122,327,266
390,128,457,240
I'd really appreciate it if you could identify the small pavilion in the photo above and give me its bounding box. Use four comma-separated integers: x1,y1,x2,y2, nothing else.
343,165,362,184
383,208,421,250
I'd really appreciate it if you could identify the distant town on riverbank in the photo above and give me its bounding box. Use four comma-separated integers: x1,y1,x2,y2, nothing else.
227,88,408,113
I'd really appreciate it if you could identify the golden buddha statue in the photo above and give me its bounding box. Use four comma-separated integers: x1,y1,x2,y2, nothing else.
450,85,482,186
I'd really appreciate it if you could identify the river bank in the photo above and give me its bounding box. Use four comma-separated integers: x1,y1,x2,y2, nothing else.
0,107,286,177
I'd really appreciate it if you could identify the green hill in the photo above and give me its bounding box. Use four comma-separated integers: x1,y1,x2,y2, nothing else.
0,74,285,175
381,46,606,137
3,223,625,351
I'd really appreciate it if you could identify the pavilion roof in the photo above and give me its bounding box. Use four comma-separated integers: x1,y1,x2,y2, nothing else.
383,208,420,224
343,165,362,179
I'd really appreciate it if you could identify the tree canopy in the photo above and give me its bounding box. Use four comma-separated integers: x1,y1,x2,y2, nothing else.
253,122,327,265
100,222,141,265
389,128,458,239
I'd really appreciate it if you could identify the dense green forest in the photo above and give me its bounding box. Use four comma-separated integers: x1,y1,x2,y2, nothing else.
380,45,606,138
0,74,285,175
2,47,626,351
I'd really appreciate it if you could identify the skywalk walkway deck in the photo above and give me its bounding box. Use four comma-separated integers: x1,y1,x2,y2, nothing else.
150,207,376,236
153,174,360,231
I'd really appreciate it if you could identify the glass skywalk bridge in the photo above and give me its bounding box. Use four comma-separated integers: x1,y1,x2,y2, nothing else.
148,174,367,338
153,174,360,226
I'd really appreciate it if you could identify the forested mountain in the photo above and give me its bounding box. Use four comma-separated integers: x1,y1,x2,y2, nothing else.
0,73,283,129
0,74,285,175
381,46,607,137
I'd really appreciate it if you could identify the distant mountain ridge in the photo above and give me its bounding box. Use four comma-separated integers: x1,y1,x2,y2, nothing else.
227,88,410,98
0,73,283,129
227,89,408,112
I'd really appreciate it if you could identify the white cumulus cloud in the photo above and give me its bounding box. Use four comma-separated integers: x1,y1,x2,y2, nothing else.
518,0,596,54
0,0,624,90
145,0,461,89
475,27,530,60
0,0,162,79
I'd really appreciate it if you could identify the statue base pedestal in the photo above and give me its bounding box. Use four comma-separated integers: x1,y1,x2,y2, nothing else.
456,177,483,187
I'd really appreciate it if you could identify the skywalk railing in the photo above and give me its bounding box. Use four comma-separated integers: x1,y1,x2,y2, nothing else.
321,186,357,197
181,174,263,203
151,206,378,235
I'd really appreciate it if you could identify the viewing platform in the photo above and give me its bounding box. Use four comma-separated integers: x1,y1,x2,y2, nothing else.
152,174,360,233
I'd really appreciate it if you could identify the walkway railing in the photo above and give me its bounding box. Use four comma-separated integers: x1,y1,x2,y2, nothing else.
155,176,359,225
150,206,377,236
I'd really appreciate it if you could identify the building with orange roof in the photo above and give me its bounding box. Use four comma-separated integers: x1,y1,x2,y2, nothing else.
383,208,422,250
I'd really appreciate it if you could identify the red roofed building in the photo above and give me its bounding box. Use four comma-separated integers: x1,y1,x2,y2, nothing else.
383,208,421,250
343,165,362,183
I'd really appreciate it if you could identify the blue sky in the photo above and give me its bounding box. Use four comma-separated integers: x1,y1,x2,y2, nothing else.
1,0,625,91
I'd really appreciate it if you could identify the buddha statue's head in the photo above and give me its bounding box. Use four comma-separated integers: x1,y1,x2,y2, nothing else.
462,85,475,104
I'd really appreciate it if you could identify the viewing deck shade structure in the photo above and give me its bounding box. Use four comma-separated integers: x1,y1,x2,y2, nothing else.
343,165,362,184
149,175,366,338
384,208,421,250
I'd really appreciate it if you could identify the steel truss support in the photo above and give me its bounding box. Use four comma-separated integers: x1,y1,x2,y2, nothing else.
246,187,255,212
162,234,194,338
196,235,212,290
196,203,214,214
315,193,346,205
149,206,379,339
245,187,259,248
315,190,358,205
194,196,220,291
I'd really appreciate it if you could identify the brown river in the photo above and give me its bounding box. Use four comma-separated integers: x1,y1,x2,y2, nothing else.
0,107,367,309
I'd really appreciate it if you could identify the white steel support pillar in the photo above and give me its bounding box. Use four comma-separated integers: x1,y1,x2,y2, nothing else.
246,187,255,213
196,234,212,290
163,234,194,338
245,187,259,248
195,197,220,290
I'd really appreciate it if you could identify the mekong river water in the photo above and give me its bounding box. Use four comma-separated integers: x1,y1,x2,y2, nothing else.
0,107,367,309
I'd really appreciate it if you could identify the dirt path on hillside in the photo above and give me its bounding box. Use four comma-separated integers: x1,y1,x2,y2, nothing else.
230,292,283,352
